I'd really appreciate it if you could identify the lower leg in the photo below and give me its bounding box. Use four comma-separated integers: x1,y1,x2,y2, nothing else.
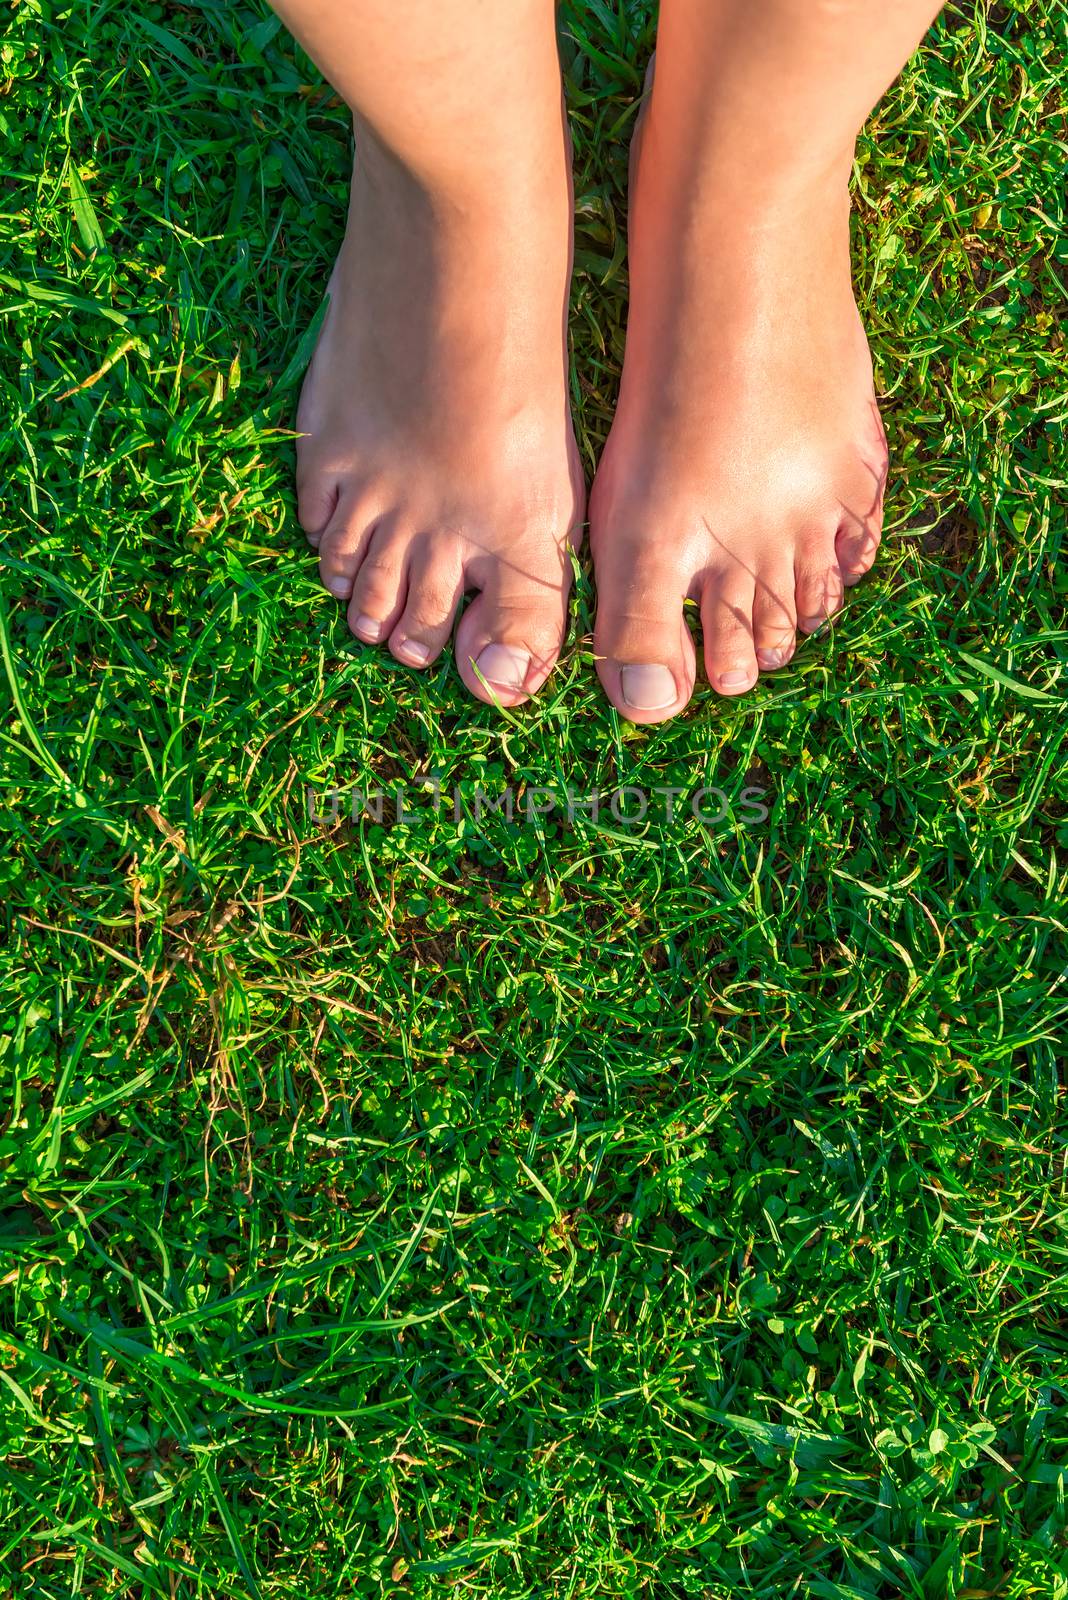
271,0,584,705
590,0,943,722
645,0,945,204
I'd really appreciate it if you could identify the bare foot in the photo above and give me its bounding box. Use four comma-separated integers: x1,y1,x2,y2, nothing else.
296,124,585,707
589,83,888,723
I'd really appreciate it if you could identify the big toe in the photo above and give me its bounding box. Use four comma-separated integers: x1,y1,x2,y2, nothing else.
593,548,695,724
454,558,571,709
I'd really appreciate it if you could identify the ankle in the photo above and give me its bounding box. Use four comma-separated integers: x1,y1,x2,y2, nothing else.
637,122,853,261
641,92,855,218
352,108,568,225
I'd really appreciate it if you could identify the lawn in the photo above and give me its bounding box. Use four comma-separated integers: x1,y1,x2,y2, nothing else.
1,0,1067,1594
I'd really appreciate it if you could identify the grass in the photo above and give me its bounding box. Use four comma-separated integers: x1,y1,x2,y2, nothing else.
1,0,1067,1593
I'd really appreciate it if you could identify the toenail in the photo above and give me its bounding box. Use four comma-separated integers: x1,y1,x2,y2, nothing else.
325,575,353,598
720,667,754,689
757,647,788,670
354,613,386,642
395,639,431,666
620,663,676,711
475,643,530,691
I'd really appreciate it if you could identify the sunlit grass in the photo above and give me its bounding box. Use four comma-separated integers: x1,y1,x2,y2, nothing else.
1,0,1066,1594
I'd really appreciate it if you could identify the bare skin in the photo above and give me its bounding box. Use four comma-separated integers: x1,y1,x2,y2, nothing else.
276,0,584,706
269,0,942,718
591,0,942,721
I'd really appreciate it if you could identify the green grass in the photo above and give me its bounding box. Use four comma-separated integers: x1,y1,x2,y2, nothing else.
2,0,1067,1594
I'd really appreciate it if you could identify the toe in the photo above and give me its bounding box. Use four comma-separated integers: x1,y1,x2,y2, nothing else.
593,550,695,724
317,496,378,601
297,469,340,547
836,448,886,585
700,574,759,697
752,561,797,672
835,505,883,586
795,551,845,635
455,561,570,709
346,521,409,643
388,540,464,668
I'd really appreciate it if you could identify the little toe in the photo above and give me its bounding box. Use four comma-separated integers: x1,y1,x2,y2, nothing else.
297,470,340,548
701,575,759,697
835,509,883,587
455,566,570,709
593,551,695,724
752,563,797,672
346,523,409,643
388,542,464,668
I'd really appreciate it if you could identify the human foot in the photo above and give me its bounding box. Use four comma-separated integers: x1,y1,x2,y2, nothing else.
296,124,584,707
589,87,888,724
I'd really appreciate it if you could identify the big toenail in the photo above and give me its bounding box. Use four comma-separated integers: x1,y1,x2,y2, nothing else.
396,639,430,666
325,575,353,598
620,663,676,710
757,648,787,669
475,643,529,691
354,613,385,641
720,668,753,688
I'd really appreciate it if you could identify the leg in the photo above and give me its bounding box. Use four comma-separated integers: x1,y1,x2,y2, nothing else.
273,0,585,706
589,0,943,722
